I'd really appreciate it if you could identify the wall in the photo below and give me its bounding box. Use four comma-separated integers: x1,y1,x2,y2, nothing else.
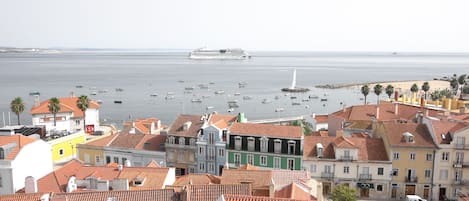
32,112,73,132
76,144,105,166
49,132,86,164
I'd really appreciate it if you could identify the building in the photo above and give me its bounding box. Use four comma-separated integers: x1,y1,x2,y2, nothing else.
121,118,164,135
303,134,391,200
226,122,303,170
218,194,316,201
77,123,166,167
0,133,52,195
423,116,469,201
197,114,237,175
312,115,328,131
375,121,436,200
18,160,176,193
30,96,100,133
166,114,206,176
47,131,86,164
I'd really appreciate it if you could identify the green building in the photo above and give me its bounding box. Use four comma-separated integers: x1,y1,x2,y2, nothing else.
226,122,303,170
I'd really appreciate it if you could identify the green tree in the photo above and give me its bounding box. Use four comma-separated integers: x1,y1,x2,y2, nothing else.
430,89,453,101
361,84,370,105
76,95,90,131
373,84,383,104
48,97,61,127
410,83,419,93
450,78,459,92
458,74,467,98
463,84,469,95
329,185,356,201
10,97,25,125
421,82,430,100
385,84,394,100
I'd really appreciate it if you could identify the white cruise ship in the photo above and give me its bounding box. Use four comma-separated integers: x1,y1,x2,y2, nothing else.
189,48,251,60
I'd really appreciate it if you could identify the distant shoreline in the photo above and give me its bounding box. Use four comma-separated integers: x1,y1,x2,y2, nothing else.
315,79,451,92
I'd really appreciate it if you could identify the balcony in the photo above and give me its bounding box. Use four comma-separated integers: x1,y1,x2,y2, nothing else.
454,161,463,168
339,155,354,161
453,180,468,185
359,174,372,180
406,176,418,183
321,172,334,180
454,144,468,150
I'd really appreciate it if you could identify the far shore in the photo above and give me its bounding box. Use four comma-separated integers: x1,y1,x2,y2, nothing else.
315,80,451,92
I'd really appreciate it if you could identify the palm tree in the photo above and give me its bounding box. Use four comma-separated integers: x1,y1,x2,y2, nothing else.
458,74,467,98
48,97,61,127
385,84,394,100
450,78,459,92
373,84,383,104
361,84,370,105
421,82,430,100
76,95,90,131
10,97,25,125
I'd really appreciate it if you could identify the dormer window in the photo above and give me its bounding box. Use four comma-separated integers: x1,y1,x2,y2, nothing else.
260,137,268,152
247,137,255,151
402,132,414,143
132,178,145,186
179,137,185,145
288,140,296,155
0,148,4,159
235,136,242,150
316,143,323,158
274,139,282,153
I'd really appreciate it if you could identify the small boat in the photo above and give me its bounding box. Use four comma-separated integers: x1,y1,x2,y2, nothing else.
191,98,202,103
275,108,284,112
90,92,97,96
184,90,193,94
178,80,185,83
115,88,124,92
114,100,123,104
165,95,175,100
29,91,40,96
234,92,241,96
228,103,239,108
238,82,247,88
262,99,272,104
308,95,319,99
185,87,195,90
243,96,252,100
98,89,108,93
150,93,158,97
214,90,225,95
227,108,235,113
96,100,103,104
292,102,301,106
206,106,215,110
227,100,238,104
202,95,211,99
320,98,328,102
274,96,280,100
167,92,175,95
198,84,209,89
302,98,310,102
290,96,297,99
209,82,215,85
75,85,84,88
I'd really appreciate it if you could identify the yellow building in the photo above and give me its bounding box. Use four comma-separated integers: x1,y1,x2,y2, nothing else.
76,142,106,166
47,131,86,164
375,122,436,200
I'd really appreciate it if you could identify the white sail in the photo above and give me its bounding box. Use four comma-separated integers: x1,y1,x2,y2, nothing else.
290,69,297,89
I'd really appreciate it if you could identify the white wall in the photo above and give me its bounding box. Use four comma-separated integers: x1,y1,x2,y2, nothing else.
32,112,73,132
104,148,166,167
85,108,100,128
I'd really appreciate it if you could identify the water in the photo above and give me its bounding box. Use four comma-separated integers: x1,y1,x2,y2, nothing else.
0,51,468,127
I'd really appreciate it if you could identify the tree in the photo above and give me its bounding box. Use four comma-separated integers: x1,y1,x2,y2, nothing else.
385,84,394,100
76,95,90,131
410,83,419,94
450,78,459,92
373,84,383,104
48,97,61,127
329,185,356,201
10,97,25,125
361,84,370,105
458,74,467,98
421,82,430,100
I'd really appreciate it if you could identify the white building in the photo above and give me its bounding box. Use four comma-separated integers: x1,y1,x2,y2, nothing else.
303,134,392,200
30,96,100,133
0,133,52,195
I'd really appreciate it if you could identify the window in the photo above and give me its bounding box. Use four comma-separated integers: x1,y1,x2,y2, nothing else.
218,149,224,157
439,169,448,180
410,153,416,160
393,152,400,160
235,136,242,150
274,139,282,153
288,140,296,155
199,147,204,155
58,149,64,156
362,167,369,174
378,168,384,175
344,150,350,158
376,184,383,191
260,137,268,152
199,162,205,171
247,154,254,164
455,170,462,181
456,136,465,146
178,152,184,161
95,156,100,164
0,175,2,187
247,137,255,151
234,153,241,165
310,164,316,173
344,166,350,174
113,157,119,164
122,157,127,165
324,165,332,173
168,136,175,144
424,169,431,178
426,153,433,161
455,152,464,164
274,157,281,169
260,156,267,166
75,119,80,125
106,156,111,164
208,163,214,172
442,152,449,161
179,137,185,145
392,169,399,176
208,132,215,144
287,158,294,170
208,147,215,160
0,148,4,159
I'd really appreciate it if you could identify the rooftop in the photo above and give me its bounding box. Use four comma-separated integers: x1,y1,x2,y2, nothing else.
229,122,302,138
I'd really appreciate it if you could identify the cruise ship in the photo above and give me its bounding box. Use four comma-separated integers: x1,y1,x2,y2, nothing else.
189,48,251,60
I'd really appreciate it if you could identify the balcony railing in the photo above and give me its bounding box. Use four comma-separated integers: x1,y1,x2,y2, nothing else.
454,144,468,149
321,172,334,180
340,155,354,161
359,174,372,180
406,176,418,183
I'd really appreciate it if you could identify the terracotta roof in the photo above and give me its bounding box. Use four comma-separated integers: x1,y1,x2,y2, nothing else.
382,122,436,148
331,102,440,121
222,194,315,201
274,183,316,200
172,173,221,186
332,136,358,148
313,115,328,124
271,170,310,191
146,160,161,168
229,123,302,139
303,135,389,161
85,134,117,146
428,120,468,144
30,97,99,117
84,133,166,151
0,193,45,201
50,189,177,201
20,160,172,193
209,114,237,129
123,118,162,134
221,169,273,189
185,184,251,201
238,164,259,170
0,134,36,160
168,114,205,137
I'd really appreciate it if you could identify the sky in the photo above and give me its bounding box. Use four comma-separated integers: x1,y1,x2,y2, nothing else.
1,0,469,52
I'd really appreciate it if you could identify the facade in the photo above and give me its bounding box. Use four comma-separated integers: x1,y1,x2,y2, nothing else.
30,96,100,133
197,114,236,176
303,134,391,200
226,122,303,170
165,114,206,176
0,134,53,195
47,131,86,164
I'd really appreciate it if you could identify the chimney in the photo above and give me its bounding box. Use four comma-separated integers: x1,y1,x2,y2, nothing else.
394,91,399,101
376,106,380,119
25,176,37,193
394,103,399,115
117,164,123,171
150,122,155,134
125,159,132,167
183,121,192,131
420,97,425,107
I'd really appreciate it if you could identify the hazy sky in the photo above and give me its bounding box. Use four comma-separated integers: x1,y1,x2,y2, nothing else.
1,0,468,51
